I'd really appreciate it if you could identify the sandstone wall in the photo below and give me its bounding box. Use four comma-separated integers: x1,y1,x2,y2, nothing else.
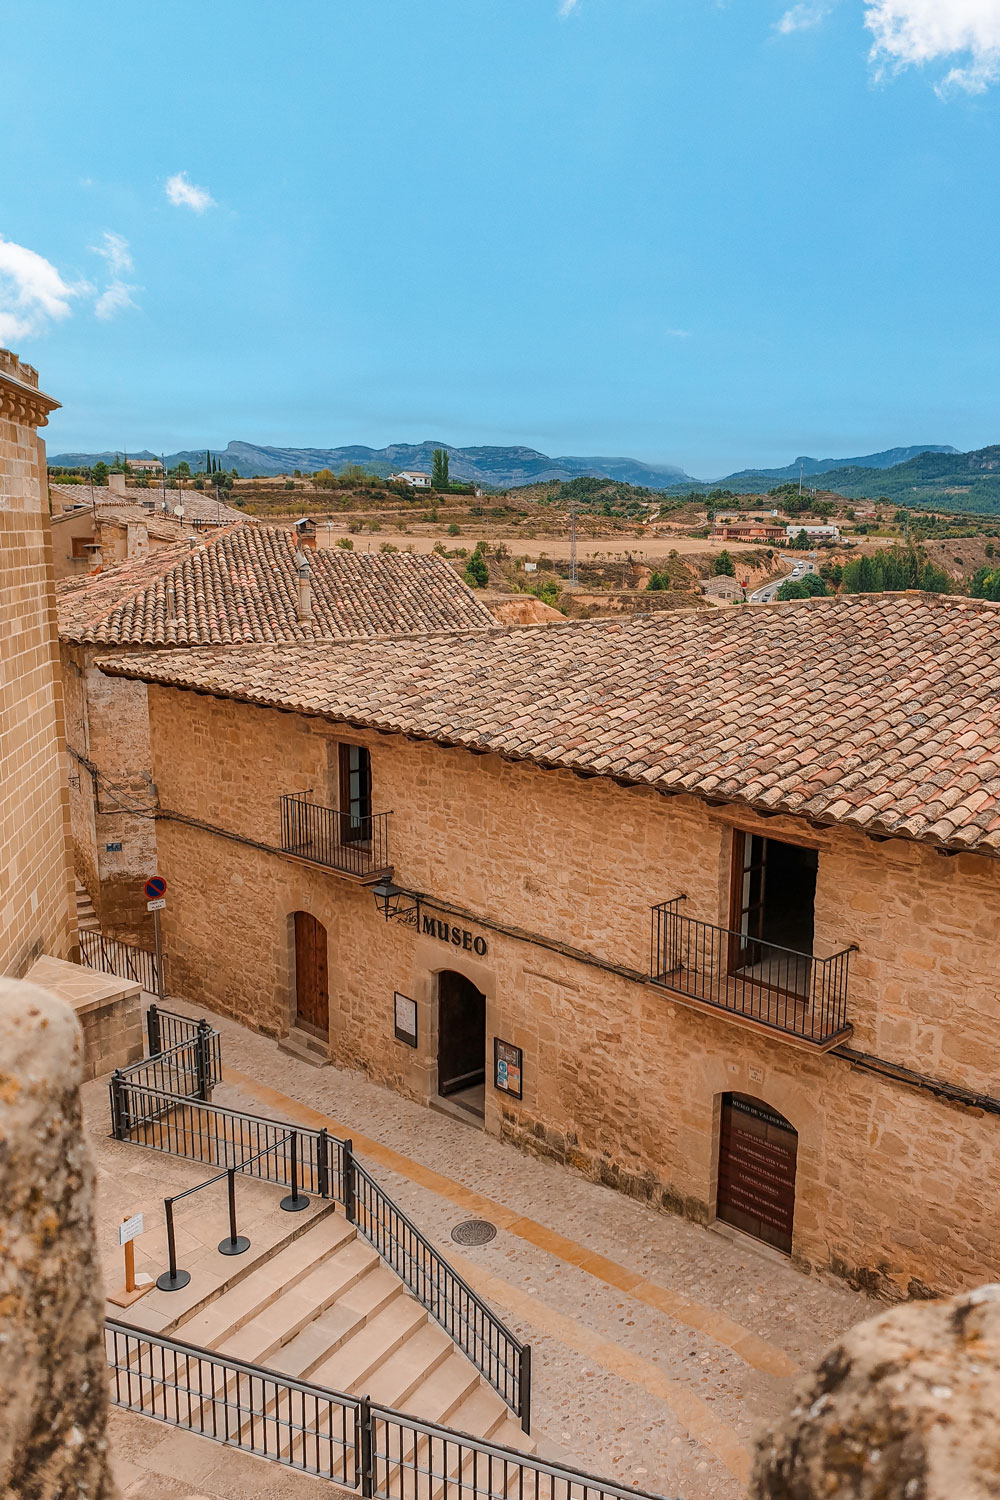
62,643,158,941
0,351,76,975
147,684,1000,1298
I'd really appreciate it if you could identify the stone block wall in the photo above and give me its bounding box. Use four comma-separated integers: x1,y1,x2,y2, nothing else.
62,643,157,941
146,684,1000,1299
0,350,76,975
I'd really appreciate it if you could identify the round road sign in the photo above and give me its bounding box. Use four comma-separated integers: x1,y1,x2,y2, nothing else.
145,876,167,900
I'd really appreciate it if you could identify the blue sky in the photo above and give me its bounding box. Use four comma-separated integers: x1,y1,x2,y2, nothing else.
3,0,999,478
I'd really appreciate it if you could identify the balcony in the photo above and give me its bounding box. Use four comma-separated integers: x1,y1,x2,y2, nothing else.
650,897,853,1050
279,793,393,882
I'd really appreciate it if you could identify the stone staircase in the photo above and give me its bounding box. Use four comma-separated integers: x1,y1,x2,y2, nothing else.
76,878,99,932
135,1190,533,1463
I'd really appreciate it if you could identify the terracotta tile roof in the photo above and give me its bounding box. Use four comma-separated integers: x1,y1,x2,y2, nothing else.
98,593,1000,855
57,525,496,645
50,483,252,526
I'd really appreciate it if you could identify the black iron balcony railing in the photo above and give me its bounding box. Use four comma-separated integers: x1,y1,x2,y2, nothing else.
650,897,854,1047
280,793,392,880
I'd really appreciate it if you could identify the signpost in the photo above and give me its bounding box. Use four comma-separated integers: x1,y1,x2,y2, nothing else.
144,876,167,1001
107,1211,154,1307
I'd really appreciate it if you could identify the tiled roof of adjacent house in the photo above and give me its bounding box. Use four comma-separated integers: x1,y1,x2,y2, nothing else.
99,593,1000,855
50,483,252,526
57,525,497,644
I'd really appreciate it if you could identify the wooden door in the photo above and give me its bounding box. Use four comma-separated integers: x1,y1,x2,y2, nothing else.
716,1094,797,1253
339,744,372,844
437,971,486,1096
294,912,329,1038
730,831,767,969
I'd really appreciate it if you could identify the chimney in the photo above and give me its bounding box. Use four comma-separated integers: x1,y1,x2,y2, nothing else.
86,543,103,575
294,516,317,552
295,549,313,622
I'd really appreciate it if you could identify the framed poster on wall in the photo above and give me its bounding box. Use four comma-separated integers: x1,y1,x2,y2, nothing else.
394,992,418,1048
493,1037,523,1099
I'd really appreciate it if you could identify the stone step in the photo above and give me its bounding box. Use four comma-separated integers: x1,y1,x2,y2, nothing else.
309,1295,428,1394
363,1320,454,1412
394,1347,481,1427
223,1243,383,1369
173,1211,357,1349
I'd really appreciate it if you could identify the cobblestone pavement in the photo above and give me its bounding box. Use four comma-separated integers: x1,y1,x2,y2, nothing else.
90,999,874,1500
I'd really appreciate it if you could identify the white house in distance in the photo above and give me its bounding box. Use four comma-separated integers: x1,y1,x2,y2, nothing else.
129,457,164,474
390,469,432,489
786,523,840,541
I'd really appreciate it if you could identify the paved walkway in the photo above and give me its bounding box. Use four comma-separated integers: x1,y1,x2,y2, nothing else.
89,999,874,1499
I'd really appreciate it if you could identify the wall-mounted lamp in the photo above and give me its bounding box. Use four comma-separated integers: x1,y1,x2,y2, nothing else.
371,880,420,926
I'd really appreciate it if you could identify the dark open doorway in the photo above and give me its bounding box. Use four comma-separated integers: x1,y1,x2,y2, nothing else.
293,911,329,1039
730,831,818,996
437,970,486,1119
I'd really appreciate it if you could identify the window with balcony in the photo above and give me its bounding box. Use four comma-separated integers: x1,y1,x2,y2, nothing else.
650,829,853,1049
279,744,391,881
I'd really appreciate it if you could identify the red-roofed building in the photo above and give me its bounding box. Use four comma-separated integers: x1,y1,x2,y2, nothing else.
99,593,1000,1297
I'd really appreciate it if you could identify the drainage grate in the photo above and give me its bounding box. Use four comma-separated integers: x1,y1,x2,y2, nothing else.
451,1219,497,1246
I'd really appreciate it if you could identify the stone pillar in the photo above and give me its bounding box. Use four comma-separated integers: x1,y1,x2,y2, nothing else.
750,1283,1000,1499
0,978,118,1499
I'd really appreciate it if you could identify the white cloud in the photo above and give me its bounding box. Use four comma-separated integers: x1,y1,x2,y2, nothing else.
776,3,829,34
558,0,579,15
865,0,1000,93
0,236,90,344
666,328,691,338
92,231,138,320
165,171,216,212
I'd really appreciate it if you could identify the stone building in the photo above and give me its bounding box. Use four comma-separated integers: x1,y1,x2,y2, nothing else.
49,486,199,579
58,524,497,936
0,349,77,975
0,347,141,1075
101,593,1000,1299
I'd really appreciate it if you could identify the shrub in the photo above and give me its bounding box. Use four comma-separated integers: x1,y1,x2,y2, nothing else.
464,551,489,588
336,537,354,550
646,571,670,591
447,523,461,536
715,550,736,577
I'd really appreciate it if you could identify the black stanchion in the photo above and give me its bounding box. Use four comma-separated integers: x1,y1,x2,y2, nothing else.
218,1167,250,1255
156,1198,191,1291
280,1131,309,1212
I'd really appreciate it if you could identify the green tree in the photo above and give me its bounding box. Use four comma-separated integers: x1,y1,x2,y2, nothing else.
447,522,461,536
204,450,211,474
776,578,809,600
715,550,736,577
793,528,811,550
431,448,450,491
646,571,670,591
464,551,489,587
172,460,190,479
336,536,354,550
91,461,109,485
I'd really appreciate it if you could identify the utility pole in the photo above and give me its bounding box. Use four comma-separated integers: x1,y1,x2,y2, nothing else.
569,501,578,586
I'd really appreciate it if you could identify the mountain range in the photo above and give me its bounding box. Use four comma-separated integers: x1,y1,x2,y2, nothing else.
50,437,1000,511
46,440,693,490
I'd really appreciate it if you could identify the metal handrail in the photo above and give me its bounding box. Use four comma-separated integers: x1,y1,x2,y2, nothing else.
105,1318,675,1500
650,895,854,1044
80,927,160,993
108,1079,529,1427
279,792,392,877
352,1156,528,1422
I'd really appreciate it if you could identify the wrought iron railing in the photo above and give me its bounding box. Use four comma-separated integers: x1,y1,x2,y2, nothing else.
111,1022,222,1125
107,1082,527,1427
80,927,160,993
146,1003,202,1056
650,897,854,1045
352,1157,528,1420
280,792,392,879
105,1319,675,1500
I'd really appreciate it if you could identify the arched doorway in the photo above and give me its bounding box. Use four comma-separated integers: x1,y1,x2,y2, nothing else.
437,970,486,1119
293,912,329,1039
716,1093,797,1254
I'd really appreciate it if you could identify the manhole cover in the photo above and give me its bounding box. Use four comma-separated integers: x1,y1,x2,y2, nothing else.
451,1219,497,1246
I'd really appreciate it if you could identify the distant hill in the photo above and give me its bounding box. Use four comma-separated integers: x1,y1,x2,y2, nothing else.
666,445,1000,514
47,440,694,490
719,445,958,485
